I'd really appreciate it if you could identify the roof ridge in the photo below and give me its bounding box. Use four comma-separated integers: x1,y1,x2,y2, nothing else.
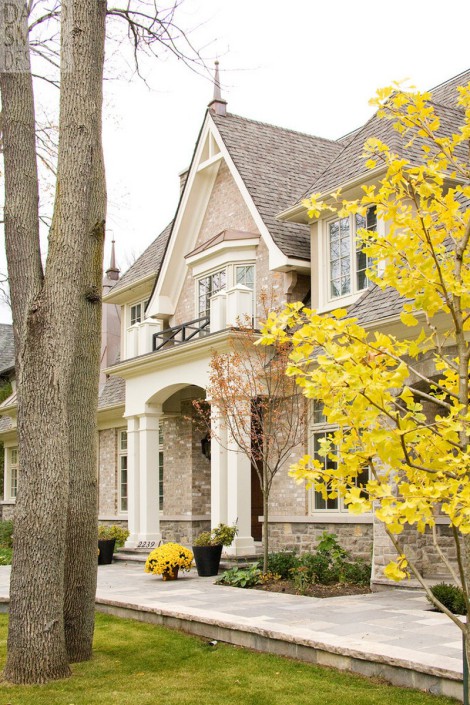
218,111,340,147
428,68,470,95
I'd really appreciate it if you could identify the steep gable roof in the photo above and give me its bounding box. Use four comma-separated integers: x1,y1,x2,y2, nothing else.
430,68,470,107
0,324,14,376
306,101,465,197
109,221,172,295
98,374,125,409
211,112,341,260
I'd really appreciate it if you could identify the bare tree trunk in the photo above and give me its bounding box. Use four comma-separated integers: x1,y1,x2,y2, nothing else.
2,0,107,682
263,466,269,573
62,0,107,662
1,21,71,683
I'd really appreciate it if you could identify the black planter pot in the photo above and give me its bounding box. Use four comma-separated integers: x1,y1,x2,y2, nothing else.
192,544,223,577
98,538,116,565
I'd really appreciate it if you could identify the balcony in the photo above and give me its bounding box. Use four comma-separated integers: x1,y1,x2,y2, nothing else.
152,316,210,352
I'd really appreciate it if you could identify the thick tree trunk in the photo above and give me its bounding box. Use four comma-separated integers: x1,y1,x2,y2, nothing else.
62,0,107,662
2,0,107,682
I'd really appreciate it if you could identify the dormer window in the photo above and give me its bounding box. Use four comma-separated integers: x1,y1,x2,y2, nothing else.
130,303,142,326
328,206,376,300
198,269,226,318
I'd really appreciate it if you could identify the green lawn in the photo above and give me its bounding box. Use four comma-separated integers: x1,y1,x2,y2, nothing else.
0,613,459,705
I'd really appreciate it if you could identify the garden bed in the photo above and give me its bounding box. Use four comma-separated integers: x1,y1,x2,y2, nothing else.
253,577,371,598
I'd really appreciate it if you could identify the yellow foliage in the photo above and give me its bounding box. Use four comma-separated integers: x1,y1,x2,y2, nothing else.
260,80,470,586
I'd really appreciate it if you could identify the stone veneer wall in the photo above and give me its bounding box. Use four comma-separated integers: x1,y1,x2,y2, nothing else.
1,504,14,521
372,518,456,584
160,519,210,546
98,428,119,517
267,521,373,561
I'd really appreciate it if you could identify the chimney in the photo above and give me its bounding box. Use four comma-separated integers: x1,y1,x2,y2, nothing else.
208,60,227,117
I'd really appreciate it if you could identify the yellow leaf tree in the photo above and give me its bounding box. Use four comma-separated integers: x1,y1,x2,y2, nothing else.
260,81,470,678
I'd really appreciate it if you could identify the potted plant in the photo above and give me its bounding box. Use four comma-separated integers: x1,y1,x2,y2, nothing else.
144,543,193,581
192,523,238,577
97,524,130,565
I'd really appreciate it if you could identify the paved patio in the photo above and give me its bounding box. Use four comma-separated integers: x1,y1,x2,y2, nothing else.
0,562,464,701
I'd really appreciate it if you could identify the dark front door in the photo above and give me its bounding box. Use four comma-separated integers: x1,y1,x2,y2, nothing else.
251,463,263,541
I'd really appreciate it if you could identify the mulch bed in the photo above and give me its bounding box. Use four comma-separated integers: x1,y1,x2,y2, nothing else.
253,579,371,598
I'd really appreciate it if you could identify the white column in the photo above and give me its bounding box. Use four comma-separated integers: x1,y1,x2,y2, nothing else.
124,416,140,548
137,410,162,547
225,426,255,556
210,406,228,527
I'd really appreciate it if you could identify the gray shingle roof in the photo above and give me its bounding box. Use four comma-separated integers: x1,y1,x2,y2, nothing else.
211,112,342,261
307,101,465,197
98,374,125,409
109,221,173,294
347,284,409,327
0,324,14,376
430,68,470,107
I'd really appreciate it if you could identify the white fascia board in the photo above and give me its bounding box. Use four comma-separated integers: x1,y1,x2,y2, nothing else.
146,114,218,319
268,251,311,274
149,295,173,317
103,275,156,305
208,116,288,273
277,166,388,224
185,240,259,274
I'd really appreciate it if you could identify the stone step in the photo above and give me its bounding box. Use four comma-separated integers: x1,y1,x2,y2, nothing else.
114,547,262,567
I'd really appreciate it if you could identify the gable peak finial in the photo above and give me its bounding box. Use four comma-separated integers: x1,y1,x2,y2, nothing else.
106,239,120,281
208,59,227,117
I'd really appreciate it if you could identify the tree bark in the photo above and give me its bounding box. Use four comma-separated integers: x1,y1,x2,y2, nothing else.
2,0,107,682
62,0,107,662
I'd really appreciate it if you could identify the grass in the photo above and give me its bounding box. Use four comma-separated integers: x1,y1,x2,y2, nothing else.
0,548,12,565
0,613,459,705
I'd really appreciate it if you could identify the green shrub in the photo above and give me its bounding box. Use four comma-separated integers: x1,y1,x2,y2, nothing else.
341,560,371,585
194,524,238,547
216,565,262,588
264,550,299,579
298,551,339,584
429,583,466,615
0,520,13,549
0,547,12,565
98,524,129,547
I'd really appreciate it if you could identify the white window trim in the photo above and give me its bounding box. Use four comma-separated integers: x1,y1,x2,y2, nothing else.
128,299,148,328
318,208,382,313
308,405,370,517
194,261,256,320
4,445,18,502
118,429,128,515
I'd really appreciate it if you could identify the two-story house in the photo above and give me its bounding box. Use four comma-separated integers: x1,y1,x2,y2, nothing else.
2,66,468,584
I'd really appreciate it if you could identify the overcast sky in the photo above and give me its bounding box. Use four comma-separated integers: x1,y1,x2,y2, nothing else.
2,0,470,322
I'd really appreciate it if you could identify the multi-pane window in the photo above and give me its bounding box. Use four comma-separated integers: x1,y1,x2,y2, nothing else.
130,303,142,326
10,447,18,499
235,265,254,290
119,430,128,513
355,206,377,291
158,425,164,512
310,402,368,512
198,269,226,318
328,206,377,299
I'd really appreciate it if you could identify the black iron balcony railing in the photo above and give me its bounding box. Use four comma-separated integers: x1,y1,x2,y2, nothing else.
152,316,210,352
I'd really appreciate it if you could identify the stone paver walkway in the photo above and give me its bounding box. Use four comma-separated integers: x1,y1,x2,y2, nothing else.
0,563,464,700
